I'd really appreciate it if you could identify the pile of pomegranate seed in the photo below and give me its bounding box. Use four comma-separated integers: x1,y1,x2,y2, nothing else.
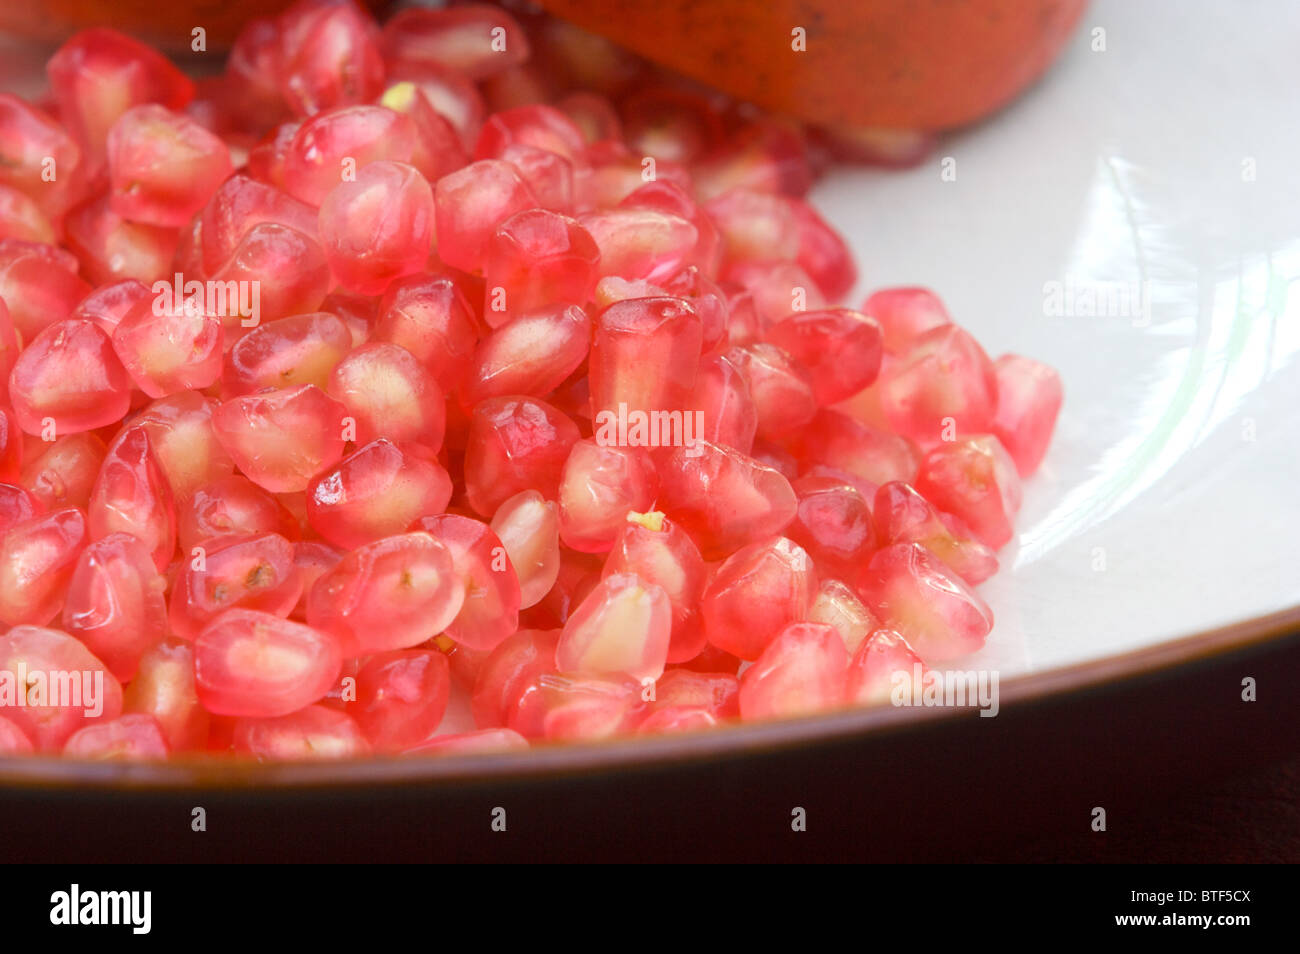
0,1,1061,760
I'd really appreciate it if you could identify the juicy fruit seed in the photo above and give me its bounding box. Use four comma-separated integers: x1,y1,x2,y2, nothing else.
556,572,672,682
194,609,342,718
0,7,1062,757
0,625,123,751
306,531,466,656
701,536,816,661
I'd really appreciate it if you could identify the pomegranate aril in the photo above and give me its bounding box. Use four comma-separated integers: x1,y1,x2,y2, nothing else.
131,392,234,500
872,480,998,585
789,198,857,301
373,271,479,392
638,706,718,733
404,726,528,755
0,184,57,244
106,105,233,227
513,671,644,742
46,27,195,167
788,475,876,583
349,649,451,750
61,532,166,682
691,352,757,454
789,409,921,487
201,176,320,271
557,439,658,553
471,627,561,729
0,624,122,750
380,82,470,184
88,426,175,571
738,622,848,720
704,188,799,266
277,0,385,116
490,490,560,609
555,91,622,144
434,159,538,274
991,354,1063,478
859,543,994,661
169,532,301,639
808,578,881,655
9,319,132,436
461,303,590,407
382,4,531,82
725,342,817,441
0,715,34,754
0,483,41,535
231,704,369,759
320,160,435,295
556,571,672,682
194,608,341,718
725,259,826,330
880,324,997,444
845,628,927,706
0,94,85,217
913,435,1023,550
327,342,446,450
212,384,348,493
482,209,599,323
209,223,331,330
863,286,953,354
579,208,698,283
63,197,180,287
64,713,169,759
497,143,574,214
463,395,579,516
123,636,208,750
0,240,94,345
656,440,797,560
111,297,222,398
693,120,813,201
414,514,520,652
0,508,88,626
766,308,883,406
290,540,343,620
222,311,351,396
20,433,105,513
588,296,702,421
308,439,452,548
281,102,418,206
701,536,815,661
178,475,300,553
306,530,465,655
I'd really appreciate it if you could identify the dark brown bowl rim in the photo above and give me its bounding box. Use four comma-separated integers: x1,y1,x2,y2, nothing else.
2,602,1297,792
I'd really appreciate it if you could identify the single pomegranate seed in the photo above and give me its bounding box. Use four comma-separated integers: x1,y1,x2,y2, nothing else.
200,175,319,269
556,571,672,682
787,475,876,582
471,627,561,729
0,624,123,750
62,197,180,287
194,608,341,718
319,290,376,347
656,440,797,560
691,352,757,454
61,532,166,681
788,198,857,301
306,531,465,655
858,543,994,661
69,281,151,336
0,241,93,346
289,540,343,620
808,578,881,655
348,649,450,750
404,726,529,755
0,508,88,627
434,159,538,274
327,342,447,450
497,143,574,214
725,259,826,330
382,4,530,82
130,392,234,500
46,27,195,167
647,668,740,719
725,343,817,441
991,354,1063,477
319,160,435,295
372,271,479,392
178,475,300,553
705,189,799,266
788,409,921,487
579,209,698,283
701,536,815,661
862,286,953,354
461,303,590,407
111,297,223,398
20,433,105,513
584,141,694,210
87,426,175,571
380,82,470,184
9,320,131,436
880,325,997,444
0,183,57,244
0,483,41,535
872,481,998,585
277,0,385,116
63,713,169,759
122,636,208,750
223,311,351,396
490,490,560,609
637,706,718,733
603,511,708,664
307,439,452,548
512,671,645,742
738,622,848,720
231,704,369,759
106,104,233,227
169,532,301,639
913,435,1023,550
557,439,658,553
0,94,85,217
765,308,883,406
386,61,485,152
212,384,349,493
588,296,702,422
463,395,579,516
845,628,927,706
208,223,331,329
482,209,600,324
414,513,520,652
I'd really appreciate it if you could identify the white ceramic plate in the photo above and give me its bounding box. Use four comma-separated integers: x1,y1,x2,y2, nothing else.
814,0,1300,675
